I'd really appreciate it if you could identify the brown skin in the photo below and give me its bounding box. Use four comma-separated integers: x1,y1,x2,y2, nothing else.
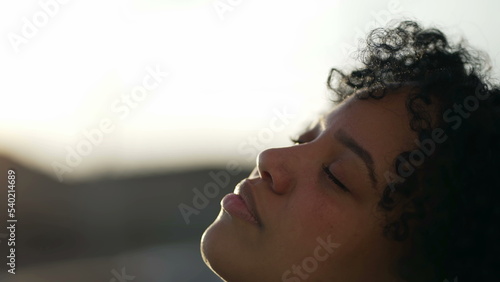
201,91,416,281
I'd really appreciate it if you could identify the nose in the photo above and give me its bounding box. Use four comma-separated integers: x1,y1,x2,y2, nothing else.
256,147,296,195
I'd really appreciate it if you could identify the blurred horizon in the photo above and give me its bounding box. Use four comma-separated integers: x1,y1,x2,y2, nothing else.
0,150,243,281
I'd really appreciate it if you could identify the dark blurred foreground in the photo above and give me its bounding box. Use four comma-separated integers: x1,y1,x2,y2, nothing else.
0,155,249,281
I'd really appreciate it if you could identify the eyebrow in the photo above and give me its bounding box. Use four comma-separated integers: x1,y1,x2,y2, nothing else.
334,129,378,188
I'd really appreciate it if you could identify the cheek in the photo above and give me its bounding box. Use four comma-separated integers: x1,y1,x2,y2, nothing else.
284,187,378,253
283,188,348,242
267,192,357,274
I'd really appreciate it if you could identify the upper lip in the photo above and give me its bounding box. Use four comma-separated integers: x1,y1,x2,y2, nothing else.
235,179,262,227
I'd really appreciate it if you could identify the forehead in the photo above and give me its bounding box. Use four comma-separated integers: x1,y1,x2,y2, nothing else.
325,93,412,129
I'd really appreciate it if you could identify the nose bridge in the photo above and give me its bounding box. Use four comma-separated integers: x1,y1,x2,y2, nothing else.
256,146,299,194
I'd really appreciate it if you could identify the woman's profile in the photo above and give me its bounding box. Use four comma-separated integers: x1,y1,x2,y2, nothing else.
200,21,500,282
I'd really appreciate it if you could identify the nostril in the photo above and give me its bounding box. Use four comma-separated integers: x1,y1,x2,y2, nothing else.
259,170,273,184
256,147,292,194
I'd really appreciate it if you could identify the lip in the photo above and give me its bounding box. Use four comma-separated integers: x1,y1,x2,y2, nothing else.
221,179,262,227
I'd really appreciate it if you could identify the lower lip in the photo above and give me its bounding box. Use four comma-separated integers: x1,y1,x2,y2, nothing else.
221,193,259,225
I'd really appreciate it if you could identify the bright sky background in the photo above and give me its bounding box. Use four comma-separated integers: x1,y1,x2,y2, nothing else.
0,0,499,182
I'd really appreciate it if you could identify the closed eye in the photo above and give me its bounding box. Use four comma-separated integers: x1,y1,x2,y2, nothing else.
291,136,350,192
322,164,350,192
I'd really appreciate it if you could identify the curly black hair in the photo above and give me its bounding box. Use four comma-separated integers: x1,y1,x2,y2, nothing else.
327,21,500,282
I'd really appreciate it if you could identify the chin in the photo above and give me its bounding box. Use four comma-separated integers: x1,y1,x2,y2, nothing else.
200,212,271,282
200,213,235,281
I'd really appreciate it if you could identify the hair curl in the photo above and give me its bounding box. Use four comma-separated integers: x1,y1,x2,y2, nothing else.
327,21,500,281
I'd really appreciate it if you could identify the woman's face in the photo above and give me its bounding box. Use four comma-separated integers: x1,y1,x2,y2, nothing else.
201,92,417,281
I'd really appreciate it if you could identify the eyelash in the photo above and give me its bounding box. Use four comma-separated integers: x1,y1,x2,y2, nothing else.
290,137,350,193
322,164,350,192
